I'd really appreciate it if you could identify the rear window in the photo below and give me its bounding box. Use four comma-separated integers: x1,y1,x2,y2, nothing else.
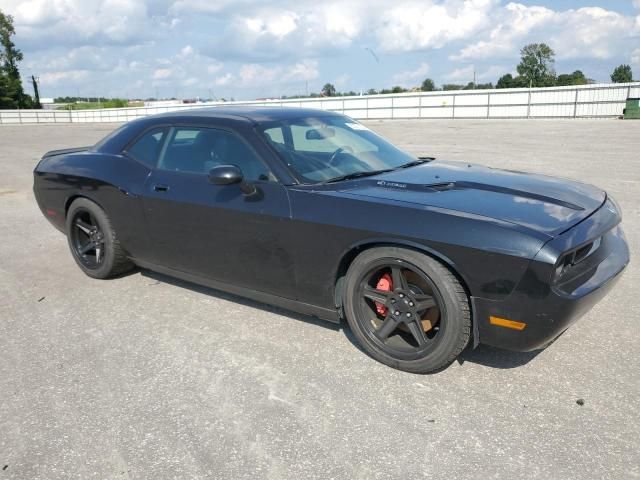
92,124,128,151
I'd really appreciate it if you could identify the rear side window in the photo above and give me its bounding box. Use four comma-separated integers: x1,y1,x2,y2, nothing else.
125,128,168,167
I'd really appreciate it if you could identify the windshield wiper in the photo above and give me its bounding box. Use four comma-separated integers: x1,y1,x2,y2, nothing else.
322,157,435,183
322,168,395,184
397,157,434,169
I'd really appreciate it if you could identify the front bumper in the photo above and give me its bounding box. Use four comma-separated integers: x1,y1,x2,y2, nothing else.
473,201,629,352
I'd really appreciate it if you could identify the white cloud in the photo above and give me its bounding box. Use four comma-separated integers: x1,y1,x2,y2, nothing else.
39,69,90,85
479,65,509,81
207,63,223,74
152,68,173,80
285,59,319,82
210,59,317,90
551,7,638,60
632,48,640,69
179,45,195,57
451,3,554,60
182,77,199,87
168,0,254,15
444,64,505,83
237,59,318,86
452,4,639,62
245,12,299,38
3,0,170,49
445,65,475,82
147,47,226,90
214,73,234,86
204,1,369,60
377,0,498,51
333,73,351,88
391,63,430,87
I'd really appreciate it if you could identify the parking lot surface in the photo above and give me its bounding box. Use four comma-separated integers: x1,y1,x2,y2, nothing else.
1,119,638,479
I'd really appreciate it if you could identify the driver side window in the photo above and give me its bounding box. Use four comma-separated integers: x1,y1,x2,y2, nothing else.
158,127,274,182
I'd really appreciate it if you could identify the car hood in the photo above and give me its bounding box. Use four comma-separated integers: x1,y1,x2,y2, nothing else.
337,160,605,237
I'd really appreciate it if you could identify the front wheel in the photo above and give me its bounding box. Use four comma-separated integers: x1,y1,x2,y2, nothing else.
343,247,470,373
66,198,134,279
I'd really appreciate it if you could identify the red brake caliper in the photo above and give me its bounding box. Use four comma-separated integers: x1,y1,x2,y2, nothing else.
375,273,393,316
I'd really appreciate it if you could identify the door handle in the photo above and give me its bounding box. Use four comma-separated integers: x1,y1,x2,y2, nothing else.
153,184,170,192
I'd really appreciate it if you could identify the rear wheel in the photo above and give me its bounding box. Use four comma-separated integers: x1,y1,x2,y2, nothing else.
66,198,133,279
343,247,470,373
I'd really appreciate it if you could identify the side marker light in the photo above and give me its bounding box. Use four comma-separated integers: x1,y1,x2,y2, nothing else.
489,316,526,331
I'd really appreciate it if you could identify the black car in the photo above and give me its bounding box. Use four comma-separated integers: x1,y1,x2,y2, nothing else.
33,107,629,373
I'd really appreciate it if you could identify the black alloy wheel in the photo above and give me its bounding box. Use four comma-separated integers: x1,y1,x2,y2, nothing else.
70,208,106,269
65,197,133,279
343,247,471,373
356,259,445,361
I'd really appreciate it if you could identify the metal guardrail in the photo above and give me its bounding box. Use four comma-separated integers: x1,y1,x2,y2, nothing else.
1,82,639,124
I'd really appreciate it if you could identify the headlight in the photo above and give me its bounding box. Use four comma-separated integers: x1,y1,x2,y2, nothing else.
554,237,602,279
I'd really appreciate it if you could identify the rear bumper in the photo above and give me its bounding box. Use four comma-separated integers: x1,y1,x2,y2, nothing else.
473,204,629,351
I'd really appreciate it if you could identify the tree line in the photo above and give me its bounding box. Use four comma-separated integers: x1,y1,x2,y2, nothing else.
318,44,635,97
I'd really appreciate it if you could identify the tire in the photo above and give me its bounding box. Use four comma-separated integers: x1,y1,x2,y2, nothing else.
343,247,470,373
65,198,134,279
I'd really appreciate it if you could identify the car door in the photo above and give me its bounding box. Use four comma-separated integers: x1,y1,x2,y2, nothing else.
141,125,296,298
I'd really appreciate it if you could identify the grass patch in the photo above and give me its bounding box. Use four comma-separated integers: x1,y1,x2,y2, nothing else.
57,100,144,110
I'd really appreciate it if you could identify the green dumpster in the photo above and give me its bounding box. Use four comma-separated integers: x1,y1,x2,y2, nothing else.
623,97,640,119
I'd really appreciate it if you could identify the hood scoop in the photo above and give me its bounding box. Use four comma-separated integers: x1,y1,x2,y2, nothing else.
373,179,584,211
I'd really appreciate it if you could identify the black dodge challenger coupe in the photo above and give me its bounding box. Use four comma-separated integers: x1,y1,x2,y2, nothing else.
33,107,629,373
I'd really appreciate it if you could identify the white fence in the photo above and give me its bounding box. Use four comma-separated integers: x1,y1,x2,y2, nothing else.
1,82,639,124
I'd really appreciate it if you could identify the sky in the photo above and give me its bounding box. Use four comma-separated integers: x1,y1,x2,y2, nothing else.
0,0,638,100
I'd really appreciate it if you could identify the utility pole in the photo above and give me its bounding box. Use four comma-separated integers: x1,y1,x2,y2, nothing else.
31,75,41,109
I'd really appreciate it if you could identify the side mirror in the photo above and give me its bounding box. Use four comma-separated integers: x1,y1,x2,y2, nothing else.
208,164,257,196
208,165,243,185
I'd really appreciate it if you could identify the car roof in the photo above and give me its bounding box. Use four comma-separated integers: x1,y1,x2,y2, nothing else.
156,105,342,124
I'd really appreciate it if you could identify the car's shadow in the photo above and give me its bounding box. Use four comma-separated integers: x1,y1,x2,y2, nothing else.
457,344,541,369
138,269,542,372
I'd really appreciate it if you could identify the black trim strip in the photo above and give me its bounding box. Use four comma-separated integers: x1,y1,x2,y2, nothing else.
131,258,341,324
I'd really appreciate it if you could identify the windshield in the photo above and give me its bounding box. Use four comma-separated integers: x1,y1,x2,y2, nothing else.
259,116,418,183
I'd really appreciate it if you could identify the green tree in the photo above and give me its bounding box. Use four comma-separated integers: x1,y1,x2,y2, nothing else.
366,88,378,95
421,78,435,91
442,84,463,91
610,64,632,83
516,43,556,87
496,74,514,89
0,72,13,107
462,81,493,90
0,10,28,108
496,74,529,89
391,85,406,93
556,70,588,86
321,83,336,97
